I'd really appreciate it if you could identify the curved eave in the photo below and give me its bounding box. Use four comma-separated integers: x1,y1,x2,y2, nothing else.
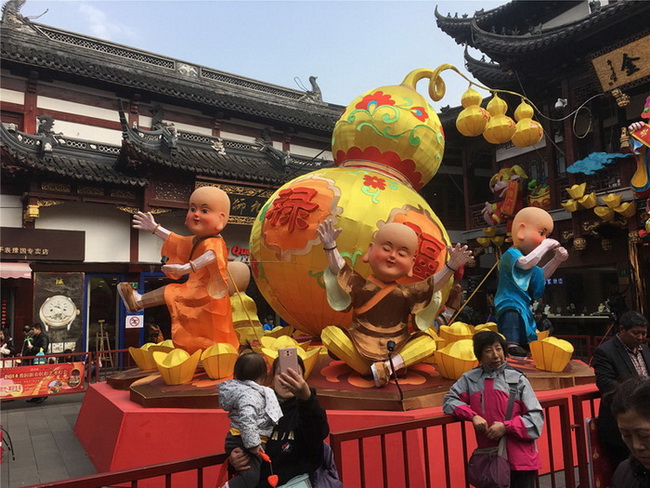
435,2,518,44
464,49,518,90
468,1,649,57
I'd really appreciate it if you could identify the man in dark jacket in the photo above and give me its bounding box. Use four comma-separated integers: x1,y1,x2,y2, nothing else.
24,323,50,404
593,311,650,470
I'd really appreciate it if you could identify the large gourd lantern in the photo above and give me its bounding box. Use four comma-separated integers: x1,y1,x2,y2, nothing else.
250,68,453,337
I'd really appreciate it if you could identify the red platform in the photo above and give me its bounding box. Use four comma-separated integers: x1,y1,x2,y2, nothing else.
75,381,597,487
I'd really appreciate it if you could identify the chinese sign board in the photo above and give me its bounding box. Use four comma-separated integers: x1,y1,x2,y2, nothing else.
592,35,650,91
0,361,85,399
0,227,85,261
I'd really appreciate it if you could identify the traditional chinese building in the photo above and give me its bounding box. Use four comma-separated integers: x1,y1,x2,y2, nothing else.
0,6,344,353
436,0,650,330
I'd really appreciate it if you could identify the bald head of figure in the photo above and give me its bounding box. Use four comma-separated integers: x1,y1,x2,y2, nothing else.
363,223,419,283
185,186,231,236
512,207,554,255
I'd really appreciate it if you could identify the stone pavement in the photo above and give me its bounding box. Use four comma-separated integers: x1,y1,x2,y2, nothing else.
1,393,96,487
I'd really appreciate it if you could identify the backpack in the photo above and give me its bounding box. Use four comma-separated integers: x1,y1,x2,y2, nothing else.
313,442,343,488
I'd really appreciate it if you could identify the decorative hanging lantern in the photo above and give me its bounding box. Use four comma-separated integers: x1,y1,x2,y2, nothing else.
456,87,490,137
483,94,516,144
511,100,543,147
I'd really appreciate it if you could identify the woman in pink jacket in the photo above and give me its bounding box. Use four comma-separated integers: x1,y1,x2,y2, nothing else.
443,330,544,488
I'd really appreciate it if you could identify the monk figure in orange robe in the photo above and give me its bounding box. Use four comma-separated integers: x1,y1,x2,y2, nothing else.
117,186,238,354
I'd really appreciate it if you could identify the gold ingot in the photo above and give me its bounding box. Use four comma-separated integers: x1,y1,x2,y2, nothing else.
594,206,615,222
265,325,295,338
439,322,474,344
602,193,622,208
434,339,478,380
483,227,497,237
536,330,550,340
561,200,579,212
475,322,498,333
152,349,202,385
614,202,636,218
148,339,175,354
577,192,597,209
529,337,574,372
456,105,490,137
235,326,263,345
201,343,238,379
566,183,587,199
128,343,158,371
477,237,491,248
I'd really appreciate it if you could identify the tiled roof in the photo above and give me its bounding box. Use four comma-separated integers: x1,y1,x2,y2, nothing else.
0,123,146,186
462,49,518,90
1,21,344,133
436,0,647,60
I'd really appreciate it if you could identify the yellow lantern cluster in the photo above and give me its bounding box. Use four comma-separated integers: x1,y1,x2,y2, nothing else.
456,87,490,137
455,91,544,147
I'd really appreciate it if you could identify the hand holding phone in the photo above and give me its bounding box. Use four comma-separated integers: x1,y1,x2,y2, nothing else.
278,347,299,375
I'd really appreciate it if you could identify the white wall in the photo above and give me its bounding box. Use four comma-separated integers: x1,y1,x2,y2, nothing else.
0,194,24,227
35,202,131,262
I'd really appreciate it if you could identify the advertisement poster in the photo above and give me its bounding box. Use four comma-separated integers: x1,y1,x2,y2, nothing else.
0,362,85,399
33,272,84,353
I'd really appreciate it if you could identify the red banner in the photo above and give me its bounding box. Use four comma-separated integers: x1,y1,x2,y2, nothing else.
631,122,650,148
0,361,85,399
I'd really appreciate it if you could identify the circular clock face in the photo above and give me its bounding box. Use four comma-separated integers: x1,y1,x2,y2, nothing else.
40,295,78,328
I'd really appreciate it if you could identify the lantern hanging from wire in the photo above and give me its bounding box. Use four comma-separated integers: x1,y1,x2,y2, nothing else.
483,94,516,144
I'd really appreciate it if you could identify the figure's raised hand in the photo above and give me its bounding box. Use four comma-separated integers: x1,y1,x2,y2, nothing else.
316,220,342,250
554,246,568,262
447,243,473,270
629,121,644,133
132,212,157,232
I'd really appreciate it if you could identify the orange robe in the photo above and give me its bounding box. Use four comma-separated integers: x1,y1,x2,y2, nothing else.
162,233,237,354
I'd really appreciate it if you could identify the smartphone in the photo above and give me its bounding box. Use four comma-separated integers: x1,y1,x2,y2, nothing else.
277,347,299,375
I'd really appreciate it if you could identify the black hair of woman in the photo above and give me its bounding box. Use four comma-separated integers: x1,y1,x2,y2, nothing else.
472,330,508,360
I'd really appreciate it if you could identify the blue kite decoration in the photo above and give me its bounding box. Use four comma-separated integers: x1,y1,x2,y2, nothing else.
567,152,631,175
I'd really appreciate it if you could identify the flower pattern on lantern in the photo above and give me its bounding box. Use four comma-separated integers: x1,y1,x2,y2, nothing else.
363,174,386,190
410,106,429,122
355,91,395,110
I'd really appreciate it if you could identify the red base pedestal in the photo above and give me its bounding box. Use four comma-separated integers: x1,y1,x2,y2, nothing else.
75,382,597,486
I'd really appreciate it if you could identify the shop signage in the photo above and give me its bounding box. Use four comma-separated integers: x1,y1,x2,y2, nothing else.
0,227,85,261
0,361,85,399
592,35,650,91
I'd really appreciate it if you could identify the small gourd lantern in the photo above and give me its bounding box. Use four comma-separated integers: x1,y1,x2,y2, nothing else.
511,100,544,147
483,94,516,144
456,87,490,137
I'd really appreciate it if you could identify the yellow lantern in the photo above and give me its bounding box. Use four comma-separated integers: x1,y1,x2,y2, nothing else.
483,94,516,144
511,118,543,147
152,349,202,385
201,343,238,379
530,337,574,372
128,343,159,371
456,105,491,137
461,86,483,107
434,339,478,380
